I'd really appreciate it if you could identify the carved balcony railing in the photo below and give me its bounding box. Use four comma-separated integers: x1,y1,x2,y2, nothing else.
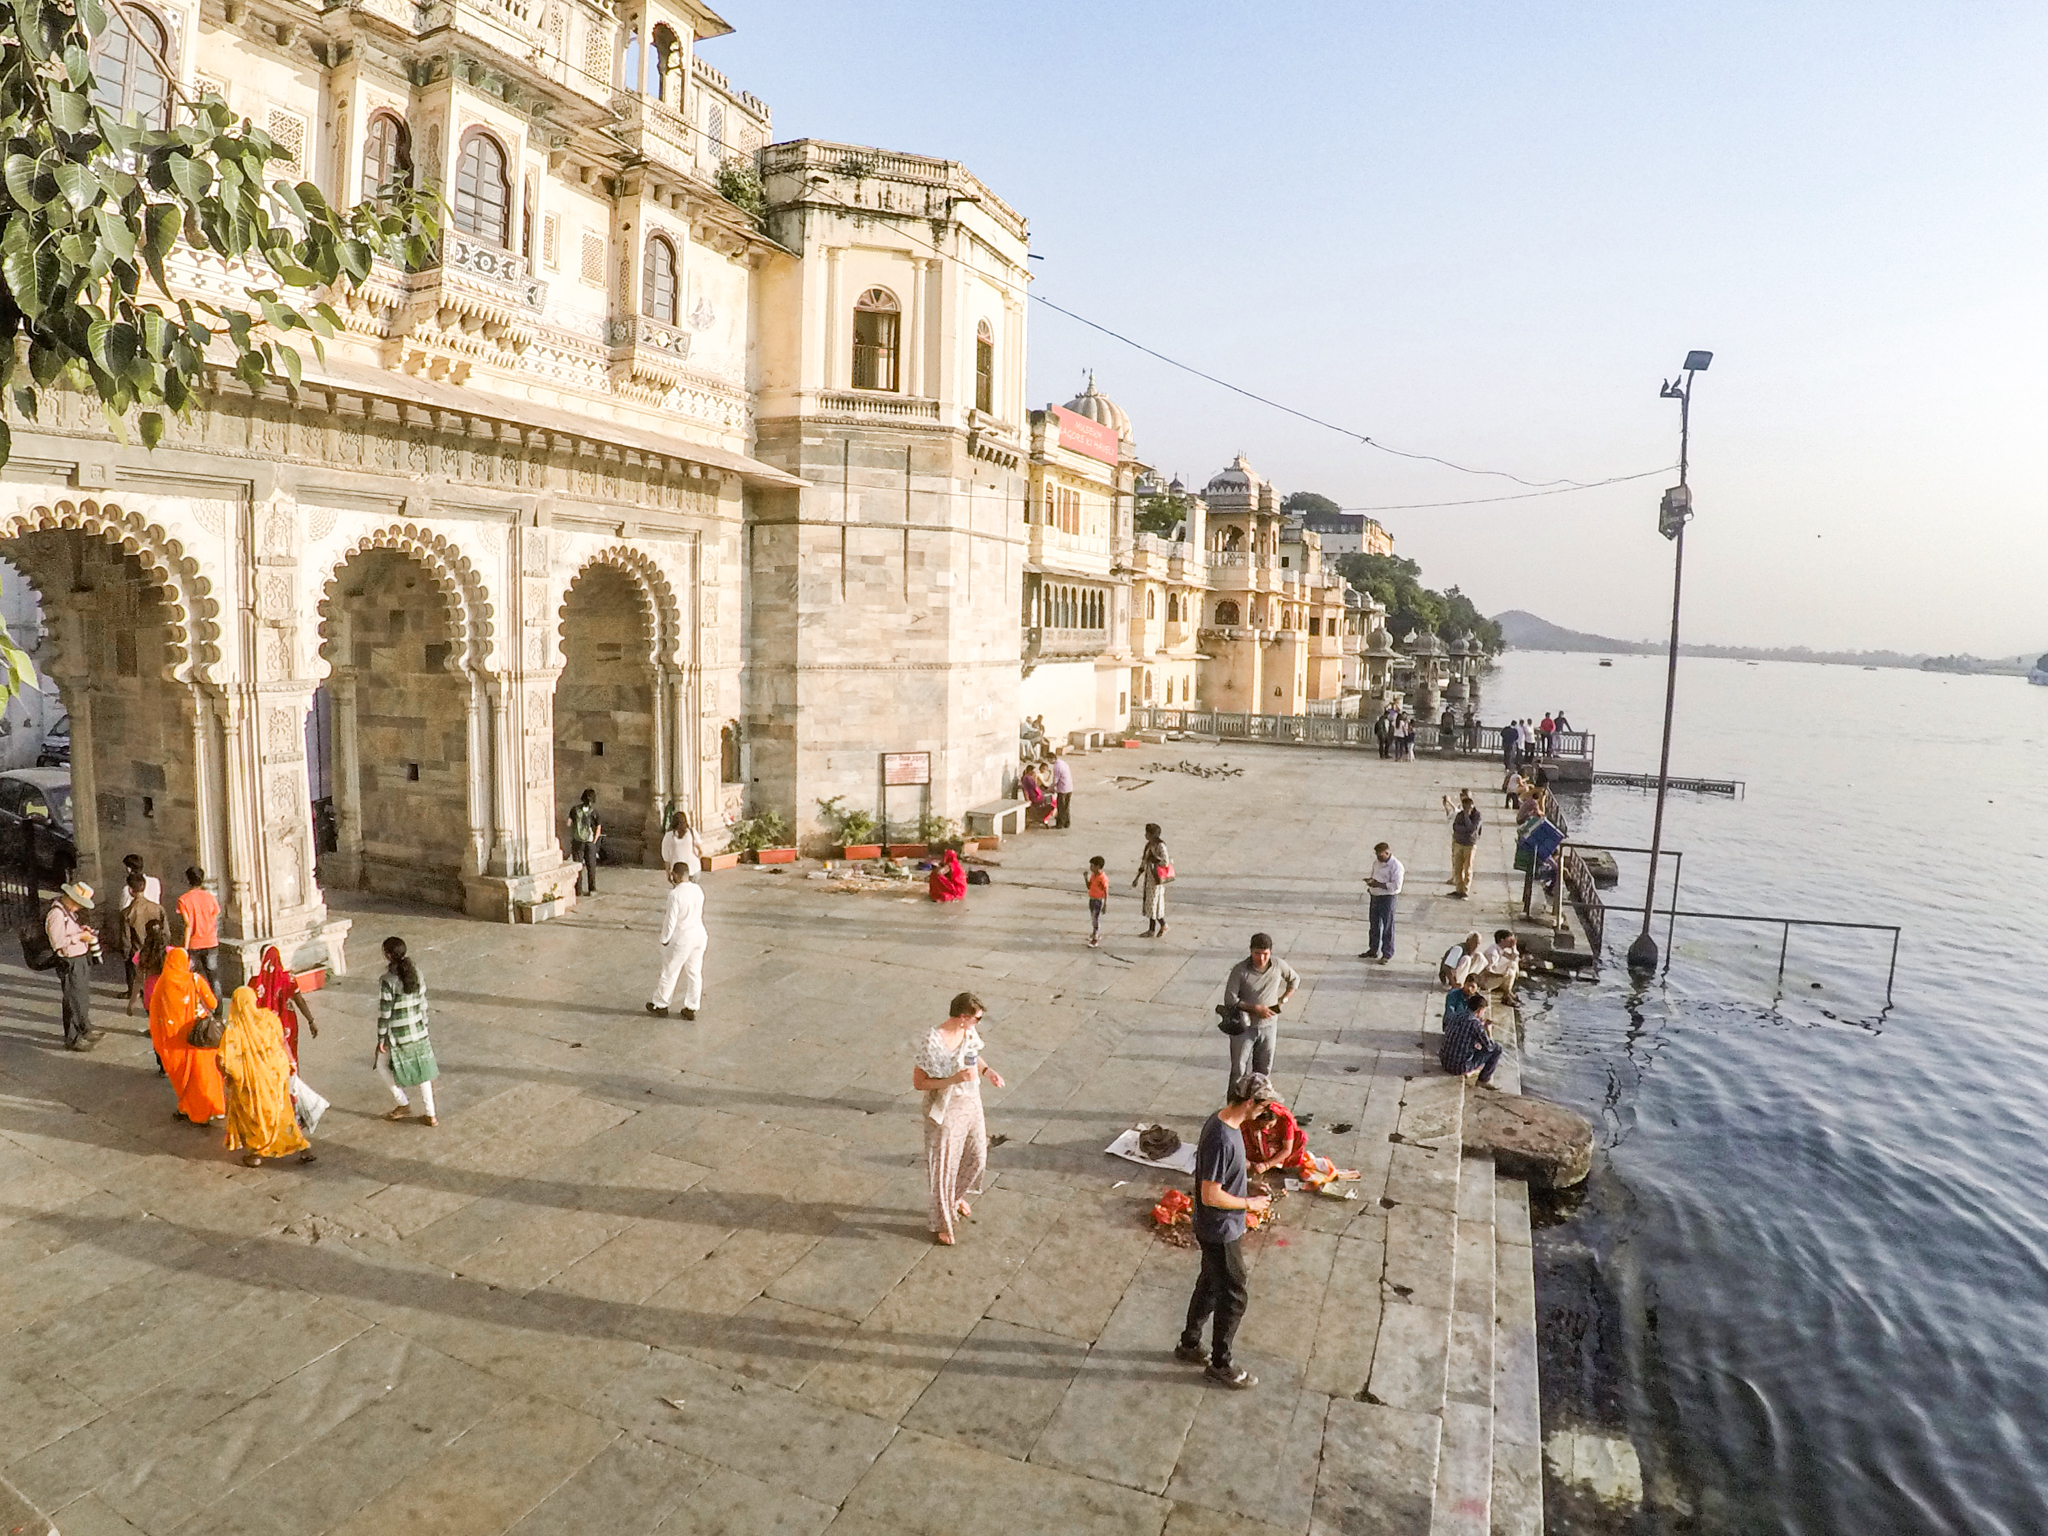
392,239,549,359
606,314,694,394
816,390,941,423
612,92,699,180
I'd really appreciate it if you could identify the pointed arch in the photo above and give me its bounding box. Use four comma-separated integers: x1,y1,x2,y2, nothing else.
555,544,682,668
315,523,493,672
0,499,219,680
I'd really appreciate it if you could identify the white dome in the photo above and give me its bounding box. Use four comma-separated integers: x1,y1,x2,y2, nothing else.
1062,374,1132,442
1205,453,1258,494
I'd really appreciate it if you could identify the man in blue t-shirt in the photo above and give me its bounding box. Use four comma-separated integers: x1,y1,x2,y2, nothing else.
1174,1073,1277,1389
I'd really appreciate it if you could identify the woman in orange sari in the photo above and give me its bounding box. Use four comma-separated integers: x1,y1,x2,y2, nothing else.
219,987,311,1167
148,947,222,1125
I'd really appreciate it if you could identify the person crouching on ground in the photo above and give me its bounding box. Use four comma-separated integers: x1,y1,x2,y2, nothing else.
648,863,708,1019
375,936,439,1126
912,991,1005,1246
1174,1072,1276,1390
219,986,313,1167
928,847,967,903
1440,989,1502,1087
1438,932,1482,987
1472,930,1522,1008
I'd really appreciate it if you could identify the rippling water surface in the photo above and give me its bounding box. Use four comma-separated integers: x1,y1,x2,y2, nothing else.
1482,651,2048,1535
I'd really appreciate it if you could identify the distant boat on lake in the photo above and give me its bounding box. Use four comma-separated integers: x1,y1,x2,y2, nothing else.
2031,653,2048,686
1598,657,1613,667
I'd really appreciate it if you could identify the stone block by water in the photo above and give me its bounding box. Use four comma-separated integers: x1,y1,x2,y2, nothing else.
1462,1094,1594,1190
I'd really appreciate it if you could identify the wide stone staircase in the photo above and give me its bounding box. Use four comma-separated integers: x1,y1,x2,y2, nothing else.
1316,1055,1542,1536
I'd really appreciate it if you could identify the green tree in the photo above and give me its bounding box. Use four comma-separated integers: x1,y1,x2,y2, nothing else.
0,0,438,470
1135,489,1198,537
1334,553,1498,652
1281,490,1343,517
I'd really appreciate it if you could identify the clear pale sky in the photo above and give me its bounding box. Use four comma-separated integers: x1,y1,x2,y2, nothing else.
707,2,2048,656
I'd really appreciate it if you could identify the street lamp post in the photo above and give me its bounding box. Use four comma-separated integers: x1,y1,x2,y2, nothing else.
1628,349,1712,973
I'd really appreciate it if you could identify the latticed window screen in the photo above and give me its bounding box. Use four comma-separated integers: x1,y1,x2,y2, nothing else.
542,215,560,269
580,232,606,286
266,110,307,179
583,20,612,85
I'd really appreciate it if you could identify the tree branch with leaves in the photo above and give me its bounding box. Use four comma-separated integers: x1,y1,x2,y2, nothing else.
0,0,439,466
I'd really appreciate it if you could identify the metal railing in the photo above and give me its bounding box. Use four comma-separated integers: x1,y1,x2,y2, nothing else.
1642,908,1903,1005
1129,708,1595,763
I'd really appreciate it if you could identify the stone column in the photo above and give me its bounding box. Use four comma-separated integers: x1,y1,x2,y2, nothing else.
67,686,101,894
643,660,671,853
907,257,928,398
327,669,363,887
822,246,845,391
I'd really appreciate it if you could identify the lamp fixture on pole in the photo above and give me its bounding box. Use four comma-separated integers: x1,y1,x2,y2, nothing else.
1628,350,1712,973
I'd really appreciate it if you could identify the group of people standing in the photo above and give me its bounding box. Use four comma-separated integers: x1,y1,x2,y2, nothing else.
39,849,444,1165
1500,712,1572,769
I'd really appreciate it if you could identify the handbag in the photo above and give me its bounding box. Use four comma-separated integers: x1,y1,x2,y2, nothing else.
1153,862,1176,883
187,1012,225,1049
1215,1003,1247,1037
289,1074,329,1135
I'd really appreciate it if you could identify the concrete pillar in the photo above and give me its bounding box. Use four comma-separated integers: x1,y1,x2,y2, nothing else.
907,257,928,398
822,246,844,391
643,660,670,853
67,686,100,894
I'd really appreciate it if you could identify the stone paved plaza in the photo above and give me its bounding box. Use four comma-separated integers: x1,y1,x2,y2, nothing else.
0,742,1541,1536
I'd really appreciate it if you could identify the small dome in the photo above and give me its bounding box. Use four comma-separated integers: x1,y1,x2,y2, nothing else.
1063,372,1132,442
1167,474,1186,495
1205,453,1258,494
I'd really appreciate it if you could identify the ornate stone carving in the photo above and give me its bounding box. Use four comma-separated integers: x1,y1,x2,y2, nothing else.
526,740,549,779
194,499,227,535
261,506,296,558
265,630,294,679
265,706,304,762
522,530,549,576
257,572,294,621
306,504,338,540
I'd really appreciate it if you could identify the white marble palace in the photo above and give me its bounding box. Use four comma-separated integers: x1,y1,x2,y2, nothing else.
9,0,1030,975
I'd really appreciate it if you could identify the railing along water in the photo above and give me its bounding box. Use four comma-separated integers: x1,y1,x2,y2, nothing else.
1129,708,1594,763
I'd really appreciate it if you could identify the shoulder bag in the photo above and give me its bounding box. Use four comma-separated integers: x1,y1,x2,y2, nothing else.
187,1012,225,1049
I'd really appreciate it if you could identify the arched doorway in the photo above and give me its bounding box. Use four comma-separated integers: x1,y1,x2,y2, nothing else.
0,523,201,901
318,546,477,907
554,562,657,866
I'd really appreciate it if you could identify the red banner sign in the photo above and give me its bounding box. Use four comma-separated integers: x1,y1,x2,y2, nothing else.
1052,406,1119,465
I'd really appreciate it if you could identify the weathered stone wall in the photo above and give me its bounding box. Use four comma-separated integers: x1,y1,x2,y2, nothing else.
554,564,656,865
746,422,1023,847
333,549,474,909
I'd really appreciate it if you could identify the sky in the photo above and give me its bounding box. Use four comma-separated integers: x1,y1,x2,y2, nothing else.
705,2,2048,656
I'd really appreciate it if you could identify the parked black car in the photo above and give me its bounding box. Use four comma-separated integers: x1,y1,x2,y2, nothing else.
0,769,76,891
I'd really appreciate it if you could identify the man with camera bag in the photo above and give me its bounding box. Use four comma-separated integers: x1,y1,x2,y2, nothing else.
1218,932,1299,1092
46,881,103,1051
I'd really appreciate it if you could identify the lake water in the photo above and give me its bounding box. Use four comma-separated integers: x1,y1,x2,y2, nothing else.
1480,651,2048,1535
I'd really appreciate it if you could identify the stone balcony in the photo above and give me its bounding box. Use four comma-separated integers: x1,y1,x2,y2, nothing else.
815,390,941,424
1028,522,1113,577
612,92,699,181
605,314,694,394
378,239,549,370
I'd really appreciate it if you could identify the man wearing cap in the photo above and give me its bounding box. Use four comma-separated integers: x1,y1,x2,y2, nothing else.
47,882,103,1051
1174,1072,1276,1389
1223,933,1299,1092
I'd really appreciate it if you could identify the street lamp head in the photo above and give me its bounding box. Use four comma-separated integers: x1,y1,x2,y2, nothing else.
1684,350,1714,372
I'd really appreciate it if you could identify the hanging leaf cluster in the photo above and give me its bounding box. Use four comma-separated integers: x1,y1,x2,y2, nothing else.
0,0,440,464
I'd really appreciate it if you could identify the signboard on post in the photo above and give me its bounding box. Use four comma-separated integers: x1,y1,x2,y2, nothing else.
883,752,931,786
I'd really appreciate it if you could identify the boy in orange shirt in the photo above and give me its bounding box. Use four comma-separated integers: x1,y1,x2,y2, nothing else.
1085,856,1109,948
176,866,223,1006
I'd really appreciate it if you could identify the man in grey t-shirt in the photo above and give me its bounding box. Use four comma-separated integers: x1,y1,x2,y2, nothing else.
1175,1073,1276,1388
1223,932,1299,1092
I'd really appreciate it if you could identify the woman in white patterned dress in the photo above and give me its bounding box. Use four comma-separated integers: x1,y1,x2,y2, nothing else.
912,991,1006,1245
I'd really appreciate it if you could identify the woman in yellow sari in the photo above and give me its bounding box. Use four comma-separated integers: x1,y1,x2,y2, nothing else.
219,987,312,1167
148,947,223,1125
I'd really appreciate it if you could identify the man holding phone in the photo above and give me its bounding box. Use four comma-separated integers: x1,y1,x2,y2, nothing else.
1174,1072,1277,1389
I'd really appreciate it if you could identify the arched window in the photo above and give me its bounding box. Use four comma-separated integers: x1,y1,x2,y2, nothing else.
90,4,170,128
1181,676,1191,702
1147,590,1156,620
642,234,677,323
1222,526,1244,551
453,130,512,247
362,111,412,196
649,24,682,102
852,288,900,391
975,319,994,414
1143,671,1153,701
1215,601,1240,626
1167,593,1180,622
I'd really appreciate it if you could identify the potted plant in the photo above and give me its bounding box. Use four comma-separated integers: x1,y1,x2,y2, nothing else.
728,810,797,864
818,796,882,860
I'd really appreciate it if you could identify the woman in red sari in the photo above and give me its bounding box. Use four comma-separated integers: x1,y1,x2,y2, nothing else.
1244,1099,1360,1189
251,946,318,1068
928,848,967,903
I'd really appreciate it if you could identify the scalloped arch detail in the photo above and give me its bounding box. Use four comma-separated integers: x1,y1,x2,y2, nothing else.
558,545,682,669
316,523,493,669
0,499,218,679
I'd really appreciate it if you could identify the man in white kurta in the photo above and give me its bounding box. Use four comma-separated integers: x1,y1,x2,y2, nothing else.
646,864,708,1019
